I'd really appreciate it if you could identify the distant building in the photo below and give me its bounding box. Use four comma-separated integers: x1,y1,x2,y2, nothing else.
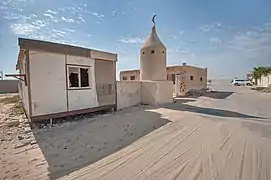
120,63,207,95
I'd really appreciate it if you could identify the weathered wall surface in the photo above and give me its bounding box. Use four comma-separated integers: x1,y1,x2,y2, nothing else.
117,81,141,110
141,81,173,106
67,55,98,111
18,55,29,117
183,66,207,91
29,50,67,116
156,81,174,104
95,59,116,107
0,80,18,94
119,70,140,81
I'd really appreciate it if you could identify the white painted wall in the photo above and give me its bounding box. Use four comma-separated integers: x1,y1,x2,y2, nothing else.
117,81,141,110
262,75,269,87
29,50,67,116
67,55,98,111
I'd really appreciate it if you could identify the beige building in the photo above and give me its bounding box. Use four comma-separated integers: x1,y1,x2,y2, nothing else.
10,38,117,122
117,15,173,107
120,63,207,95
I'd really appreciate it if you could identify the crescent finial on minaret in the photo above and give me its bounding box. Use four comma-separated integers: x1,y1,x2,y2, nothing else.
152,15,156,26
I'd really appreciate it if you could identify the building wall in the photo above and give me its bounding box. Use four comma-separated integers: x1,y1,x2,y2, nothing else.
95,59,116,107
0,80,18,94
119,70,140,81
183,66,207,91
141,81,173,105
260,74,271,87
66,55,99,111
120,65,207,92
29,51,68,116
18,55,29,117
117,81,141,110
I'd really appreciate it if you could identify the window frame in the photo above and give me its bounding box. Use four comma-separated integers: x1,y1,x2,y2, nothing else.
130,75,136,80
67,64,91,90
123,76,127,80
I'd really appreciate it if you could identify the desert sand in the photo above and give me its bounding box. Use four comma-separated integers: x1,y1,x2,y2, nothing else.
1,83,271,180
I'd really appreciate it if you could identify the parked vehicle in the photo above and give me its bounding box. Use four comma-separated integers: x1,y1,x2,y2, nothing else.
232,79,253,86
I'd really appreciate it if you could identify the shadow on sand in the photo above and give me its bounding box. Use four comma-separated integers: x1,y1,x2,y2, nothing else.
203,91,234,99
32,107,170,179
164,101,265,119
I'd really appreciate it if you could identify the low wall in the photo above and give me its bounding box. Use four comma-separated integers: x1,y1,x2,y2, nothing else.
141,81,173,106
117,81,141,110
0,80,18,94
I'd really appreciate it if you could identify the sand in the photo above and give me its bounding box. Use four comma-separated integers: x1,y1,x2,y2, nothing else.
1,83,271,180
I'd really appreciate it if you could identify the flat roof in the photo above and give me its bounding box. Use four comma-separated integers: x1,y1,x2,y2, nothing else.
18,38,117,59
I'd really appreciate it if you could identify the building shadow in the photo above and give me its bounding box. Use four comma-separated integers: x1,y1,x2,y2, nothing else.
202,91,234,99
164,102,265,119
174,98,197,104
32,107,170,179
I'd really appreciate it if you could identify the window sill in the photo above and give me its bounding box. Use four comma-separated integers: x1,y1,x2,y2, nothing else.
67,87,91,90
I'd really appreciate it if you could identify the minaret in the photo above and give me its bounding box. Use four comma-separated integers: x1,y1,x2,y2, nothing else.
140,15,167,81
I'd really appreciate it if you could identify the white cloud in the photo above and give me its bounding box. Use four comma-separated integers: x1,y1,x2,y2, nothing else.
10,23,39,35
199,22,222,32
78,16,85,22
46,9,57,14
61,16,75,23
118,37,144,44
111,10,116,16
209,37,221,44
92,12,105,20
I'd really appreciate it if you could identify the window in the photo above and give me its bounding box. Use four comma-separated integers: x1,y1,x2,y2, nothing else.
171,74,176,85
151,50,155,54
200,77,203,82
68,66,90,89
130,75,135,80
190,76,194,81
123,76,127,80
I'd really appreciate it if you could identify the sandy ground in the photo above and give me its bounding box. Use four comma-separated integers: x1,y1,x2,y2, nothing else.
1,81,271,180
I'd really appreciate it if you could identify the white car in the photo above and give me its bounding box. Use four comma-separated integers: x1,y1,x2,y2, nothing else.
231,79,253,86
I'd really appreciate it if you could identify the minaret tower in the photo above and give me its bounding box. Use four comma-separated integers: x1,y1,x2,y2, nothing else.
140,15,167,81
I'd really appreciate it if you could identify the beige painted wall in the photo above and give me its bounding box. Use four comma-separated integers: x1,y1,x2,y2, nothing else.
120,65,207,93
119,70,140,81
29,51,67,116
117,81,141,110
183,66,207,91
141,81,173,105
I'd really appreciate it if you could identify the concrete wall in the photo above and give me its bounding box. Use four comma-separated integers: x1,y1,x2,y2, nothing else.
0,80,18,94
183,66,207,91
141,81,173,106
117,81,141,110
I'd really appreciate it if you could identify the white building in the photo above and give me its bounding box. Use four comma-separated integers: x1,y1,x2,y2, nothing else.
15,38,117,122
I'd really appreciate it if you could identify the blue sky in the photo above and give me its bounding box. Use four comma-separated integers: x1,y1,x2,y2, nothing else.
1,0,271,79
